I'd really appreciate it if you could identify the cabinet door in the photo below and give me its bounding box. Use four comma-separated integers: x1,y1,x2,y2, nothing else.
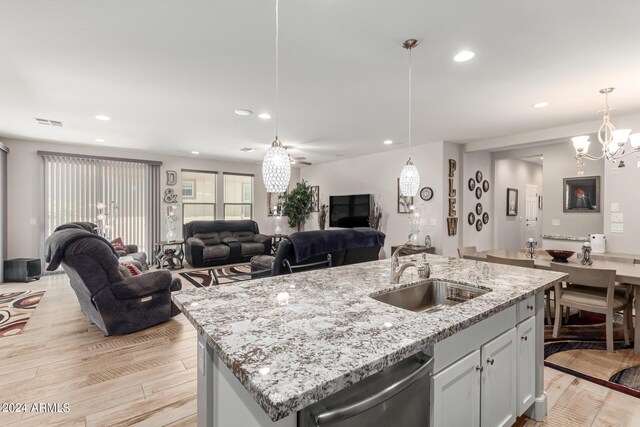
481,328,517,427
431,350,481,427
517,316,536,415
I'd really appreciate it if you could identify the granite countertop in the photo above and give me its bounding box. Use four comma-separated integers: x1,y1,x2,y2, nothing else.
542,234,589,241
172,255,565,422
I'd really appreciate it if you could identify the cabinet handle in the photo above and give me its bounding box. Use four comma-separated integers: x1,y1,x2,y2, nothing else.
475,365,484,373
521,335,528,341
486,358,495,366
527,304,534,310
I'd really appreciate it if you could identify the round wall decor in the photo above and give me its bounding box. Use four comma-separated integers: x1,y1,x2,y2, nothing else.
482,180,490,192
476,170,483,183
468,178,476,191
420,187,434,201
476,203,483,215
475,187,482,200
476,219,483,231
482,212,489,224
468,212,476,225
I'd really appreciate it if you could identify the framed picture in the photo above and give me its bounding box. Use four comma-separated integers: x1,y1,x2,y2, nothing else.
482,180,490,192
267,192,285,216
397,178,414,214
475,203,483,216
475,187,482,200
310,186,319,212
563,176,600,213
468,178,476,191
475,219,483,231
475,170,483,183
468,212,476,225
482,212,489,224
506,188,518,216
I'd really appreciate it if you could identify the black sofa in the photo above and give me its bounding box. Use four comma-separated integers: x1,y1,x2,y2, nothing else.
250,228,385,277
184,220,271,268
45,226,182,336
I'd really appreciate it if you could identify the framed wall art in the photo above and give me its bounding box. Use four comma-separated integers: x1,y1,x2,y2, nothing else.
506,188,518,216
563,176,600,213
310,186,320,212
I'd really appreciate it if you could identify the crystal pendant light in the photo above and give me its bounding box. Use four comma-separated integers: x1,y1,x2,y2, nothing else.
262,0,291,193
399,39,420,197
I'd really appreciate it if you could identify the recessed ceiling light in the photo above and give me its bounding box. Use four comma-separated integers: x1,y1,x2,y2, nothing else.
95,115,111,121
454,50,475,62
240,147,256,152
532,102,550,108
540,156,544,160
383,140,393,145
95,138,105,143
234,109,253,116
258,113,271,120
191,151,200,155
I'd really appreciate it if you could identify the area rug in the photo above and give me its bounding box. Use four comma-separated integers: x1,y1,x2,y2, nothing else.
544,311,640,398
0,290,46,337
179,264,254,288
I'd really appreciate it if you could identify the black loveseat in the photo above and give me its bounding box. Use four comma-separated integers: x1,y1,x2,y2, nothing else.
250,228,385,277
184,220,271,268
45,225,182,336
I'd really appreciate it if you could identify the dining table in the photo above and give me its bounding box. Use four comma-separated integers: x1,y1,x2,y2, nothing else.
465,249,640,352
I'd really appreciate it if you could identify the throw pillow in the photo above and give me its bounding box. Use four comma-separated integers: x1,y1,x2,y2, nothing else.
118,264,133,278
124,263,142,276
111,237,129,254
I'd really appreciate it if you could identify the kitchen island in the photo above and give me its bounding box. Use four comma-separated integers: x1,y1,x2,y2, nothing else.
172,254,565,427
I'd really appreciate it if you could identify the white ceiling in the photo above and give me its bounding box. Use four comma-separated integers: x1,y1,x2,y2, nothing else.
1,0,639,164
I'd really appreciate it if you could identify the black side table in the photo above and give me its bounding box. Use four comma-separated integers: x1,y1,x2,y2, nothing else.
269,234,288,255
4,258,42,283
154,240,185,270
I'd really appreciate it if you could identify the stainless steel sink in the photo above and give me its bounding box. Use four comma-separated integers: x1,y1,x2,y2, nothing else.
371,279,490,313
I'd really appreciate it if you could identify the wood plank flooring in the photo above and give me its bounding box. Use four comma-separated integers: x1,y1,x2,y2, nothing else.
1,272,638,426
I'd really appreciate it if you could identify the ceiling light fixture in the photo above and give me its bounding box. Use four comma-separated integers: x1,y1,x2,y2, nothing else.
533,102,549,108
454,50,475,62
95,138,105,143
234,109,253,116
95,115,111,121
398,39,420,198
258,113,272,120
572,88,639,174
262,0,291,193
383,140,393,145
191,151,200,155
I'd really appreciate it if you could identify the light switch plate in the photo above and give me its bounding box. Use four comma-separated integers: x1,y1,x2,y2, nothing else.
611,203,620,212
552,219,560,226
430,219,437,226
611,213,624,223
29,218,36,225
611,223,624,233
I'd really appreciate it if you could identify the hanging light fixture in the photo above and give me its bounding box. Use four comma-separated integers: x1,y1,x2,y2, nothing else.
262,0,291,193
399,39,420,197
572,87,639,174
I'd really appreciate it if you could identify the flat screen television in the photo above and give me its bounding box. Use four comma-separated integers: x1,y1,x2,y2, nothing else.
329,194,372,228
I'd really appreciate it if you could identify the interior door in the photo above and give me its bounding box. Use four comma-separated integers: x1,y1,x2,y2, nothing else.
431,350,481,427
517,317,536,415
481,328,517,427
525,185,538,242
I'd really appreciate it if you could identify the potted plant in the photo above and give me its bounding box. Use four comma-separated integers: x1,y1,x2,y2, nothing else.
282,180,313,231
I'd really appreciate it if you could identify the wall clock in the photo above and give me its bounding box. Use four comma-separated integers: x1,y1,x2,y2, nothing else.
420,187,434,201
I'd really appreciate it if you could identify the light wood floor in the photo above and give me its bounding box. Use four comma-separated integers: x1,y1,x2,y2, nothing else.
1,272,639,426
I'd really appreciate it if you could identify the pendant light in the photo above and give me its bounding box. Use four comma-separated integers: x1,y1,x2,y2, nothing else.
399,39,420,197
262,0,291,193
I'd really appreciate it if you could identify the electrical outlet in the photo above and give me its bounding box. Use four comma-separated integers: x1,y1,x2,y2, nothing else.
611,223,624,233
611,213,624,223
611,203,620,212
29,218,36,225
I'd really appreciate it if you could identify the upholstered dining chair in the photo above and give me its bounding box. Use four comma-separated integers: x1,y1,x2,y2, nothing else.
457,246,477,258
550,263,632,353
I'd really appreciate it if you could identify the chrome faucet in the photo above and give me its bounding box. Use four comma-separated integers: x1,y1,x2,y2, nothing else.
390,245,430,284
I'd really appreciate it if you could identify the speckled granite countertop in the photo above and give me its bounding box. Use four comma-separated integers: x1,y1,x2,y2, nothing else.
172,255,565,422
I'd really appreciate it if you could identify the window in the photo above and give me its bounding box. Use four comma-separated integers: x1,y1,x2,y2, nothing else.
182,170,217,224
223,173,253,220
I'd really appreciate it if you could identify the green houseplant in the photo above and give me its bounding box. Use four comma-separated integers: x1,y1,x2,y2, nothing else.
282,180,313,231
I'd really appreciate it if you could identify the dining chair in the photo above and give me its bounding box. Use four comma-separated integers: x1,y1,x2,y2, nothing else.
550,263,632,353
486,254,535,268
457,246,477,258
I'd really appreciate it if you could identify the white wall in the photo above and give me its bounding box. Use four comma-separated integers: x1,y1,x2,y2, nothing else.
3,137,300,259
300,141,446,257
493,159,543,251
604,158,640,254
461,151,493,251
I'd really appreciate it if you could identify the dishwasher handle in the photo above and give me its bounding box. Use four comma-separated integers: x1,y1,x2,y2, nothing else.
314,356,434,427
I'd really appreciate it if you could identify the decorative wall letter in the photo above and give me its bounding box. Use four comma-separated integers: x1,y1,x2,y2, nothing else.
166,170,177,186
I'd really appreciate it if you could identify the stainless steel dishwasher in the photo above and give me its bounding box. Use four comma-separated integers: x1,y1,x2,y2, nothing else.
298,352,433,427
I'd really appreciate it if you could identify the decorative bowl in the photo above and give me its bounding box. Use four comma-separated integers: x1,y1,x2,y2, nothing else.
545,250,575,263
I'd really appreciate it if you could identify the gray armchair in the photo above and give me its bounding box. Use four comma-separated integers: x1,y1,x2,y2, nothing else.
47,228,181,336
115,244,149,271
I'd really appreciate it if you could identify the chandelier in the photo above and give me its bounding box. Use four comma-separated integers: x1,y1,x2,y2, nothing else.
399,39,420,197
262,0,291,193
572,88,640,174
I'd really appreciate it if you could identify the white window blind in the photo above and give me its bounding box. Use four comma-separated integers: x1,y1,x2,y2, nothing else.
42,153,161,254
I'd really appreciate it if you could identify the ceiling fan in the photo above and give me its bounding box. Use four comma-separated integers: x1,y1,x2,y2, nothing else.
282,145,312,165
